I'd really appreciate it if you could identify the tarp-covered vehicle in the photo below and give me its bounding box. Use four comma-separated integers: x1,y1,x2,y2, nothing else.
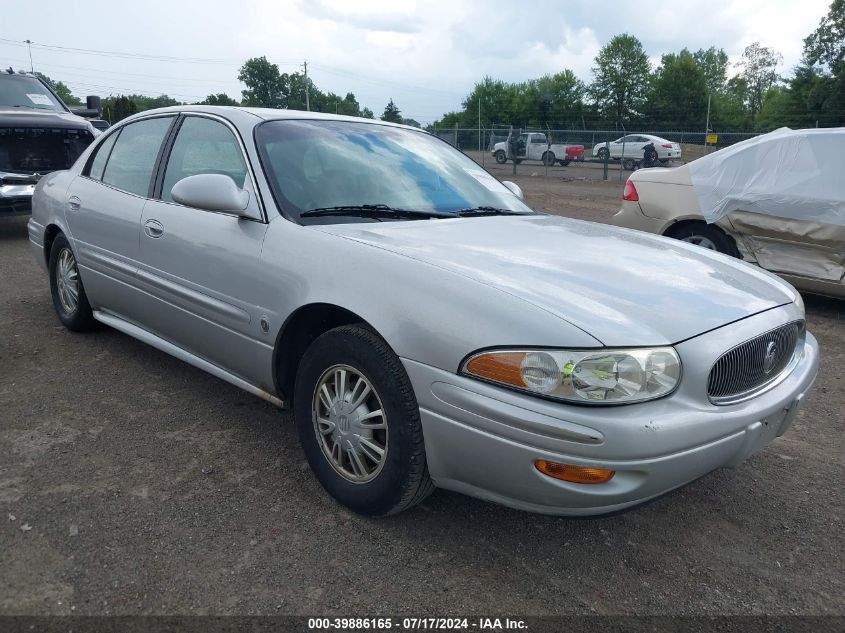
1,69,100,217
611,127,845,299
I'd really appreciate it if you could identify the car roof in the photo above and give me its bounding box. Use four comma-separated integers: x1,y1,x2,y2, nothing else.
122,104,418,131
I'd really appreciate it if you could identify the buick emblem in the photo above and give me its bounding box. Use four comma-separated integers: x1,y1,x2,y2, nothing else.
763,341,778,375
338,414,350,432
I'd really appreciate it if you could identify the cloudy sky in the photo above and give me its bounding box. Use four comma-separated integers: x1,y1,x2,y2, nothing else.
1,0,832,124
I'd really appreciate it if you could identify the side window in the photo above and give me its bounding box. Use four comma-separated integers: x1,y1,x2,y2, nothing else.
161,117,247,202
101,117,174,197
87,131,120,181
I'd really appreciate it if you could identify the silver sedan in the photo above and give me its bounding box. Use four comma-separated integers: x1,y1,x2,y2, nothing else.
28,107,819,516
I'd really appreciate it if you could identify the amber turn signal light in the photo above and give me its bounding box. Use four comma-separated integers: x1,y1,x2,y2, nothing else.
534,460,615,484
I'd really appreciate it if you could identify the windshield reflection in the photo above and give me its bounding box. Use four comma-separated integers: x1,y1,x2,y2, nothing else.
255,119,533,222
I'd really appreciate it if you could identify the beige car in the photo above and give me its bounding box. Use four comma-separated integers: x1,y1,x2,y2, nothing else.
611,128,845,299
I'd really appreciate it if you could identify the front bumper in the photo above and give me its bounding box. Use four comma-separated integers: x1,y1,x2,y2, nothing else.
0,182,35,216
403,304,818,515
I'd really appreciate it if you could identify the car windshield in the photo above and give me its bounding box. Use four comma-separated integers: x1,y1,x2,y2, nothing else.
255,119,533,223
0,75,65,112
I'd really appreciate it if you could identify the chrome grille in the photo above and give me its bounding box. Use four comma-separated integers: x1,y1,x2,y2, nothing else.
707,321,804,405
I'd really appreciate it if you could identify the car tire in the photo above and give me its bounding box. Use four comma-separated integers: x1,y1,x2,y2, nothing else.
542,152,555,166
513,158,522,164
666,222,737,256
597,147,609,161
622,158,636,171
48,234,97,332
294,324,434,516
495,150,507,164
559,159,571,166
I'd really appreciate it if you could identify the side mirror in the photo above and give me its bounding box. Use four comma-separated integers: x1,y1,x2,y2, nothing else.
70,107,100,118
86,95,102,115
502,180,523,200
171,174,252,216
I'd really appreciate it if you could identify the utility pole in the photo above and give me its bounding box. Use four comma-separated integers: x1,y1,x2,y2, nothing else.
25,39,34,72
704,94,711,153
302,61,310,111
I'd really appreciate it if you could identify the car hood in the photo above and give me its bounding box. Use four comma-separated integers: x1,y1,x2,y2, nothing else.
316,214,796,346
0,108,91,130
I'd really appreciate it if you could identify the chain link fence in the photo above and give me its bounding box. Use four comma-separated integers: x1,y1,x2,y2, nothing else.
432,126,760,181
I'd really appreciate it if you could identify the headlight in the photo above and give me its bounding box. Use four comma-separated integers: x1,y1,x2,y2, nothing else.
461,347,681,405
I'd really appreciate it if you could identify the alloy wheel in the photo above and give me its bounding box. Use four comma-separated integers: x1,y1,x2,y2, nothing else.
312,364,388,483
55,247,80,314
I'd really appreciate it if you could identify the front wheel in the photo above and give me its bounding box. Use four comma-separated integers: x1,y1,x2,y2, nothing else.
294,324,434,516
622,158,636,171
559,159,571,166
596,147,609,161
494,150,507,164
666,222,736,256
48,234,97,332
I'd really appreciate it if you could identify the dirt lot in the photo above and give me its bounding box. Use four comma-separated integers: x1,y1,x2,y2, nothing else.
1,175,843,617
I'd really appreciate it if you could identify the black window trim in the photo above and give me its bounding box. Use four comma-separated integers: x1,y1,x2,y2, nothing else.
150,111,267,223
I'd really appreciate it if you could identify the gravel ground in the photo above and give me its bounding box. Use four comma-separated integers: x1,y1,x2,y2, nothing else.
1,176,843,617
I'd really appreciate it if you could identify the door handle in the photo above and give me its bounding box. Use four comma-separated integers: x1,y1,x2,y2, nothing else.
144,219,164,238
68,196,81,211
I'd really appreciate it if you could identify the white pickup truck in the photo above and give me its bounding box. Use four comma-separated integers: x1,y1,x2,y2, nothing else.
492,132,585,166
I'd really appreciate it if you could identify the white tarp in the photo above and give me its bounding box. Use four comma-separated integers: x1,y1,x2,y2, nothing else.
688,127,845,226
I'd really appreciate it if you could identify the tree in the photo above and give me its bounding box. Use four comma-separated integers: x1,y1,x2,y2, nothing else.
735,42,783,119
102,95,138,123
693,47,729,94
361,107,375,119
200,93,239,106
648,50,708,127
804,0,845,75
35,73,81,105
588,34,652,123
381,99,402,123
238,56,285,108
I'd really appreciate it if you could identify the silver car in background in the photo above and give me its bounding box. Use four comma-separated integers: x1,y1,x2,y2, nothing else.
28,107,818,516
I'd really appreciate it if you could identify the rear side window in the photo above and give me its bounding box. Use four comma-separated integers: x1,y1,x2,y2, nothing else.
101,117,173,197
161,116,247,202
88,131,119,181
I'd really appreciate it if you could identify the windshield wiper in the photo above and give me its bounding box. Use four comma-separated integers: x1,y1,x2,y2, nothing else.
456,206,526,217
300,204,448,220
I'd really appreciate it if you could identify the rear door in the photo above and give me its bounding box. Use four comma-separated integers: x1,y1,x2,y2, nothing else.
65,115,175,313
135,114,270,384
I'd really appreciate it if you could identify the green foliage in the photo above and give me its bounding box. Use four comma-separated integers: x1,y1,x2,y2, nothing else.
381,99,402,123
102,95,138,123
804,0,845,75
648,50,708,127
35,73,81,106
693,47,729,94
238,57,286,107
735,42,783,118
200,93,239,106
589,34,652,123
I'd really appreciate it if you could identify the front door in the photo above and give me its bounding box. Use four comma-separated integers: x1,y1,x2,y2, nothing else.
134,115,271,386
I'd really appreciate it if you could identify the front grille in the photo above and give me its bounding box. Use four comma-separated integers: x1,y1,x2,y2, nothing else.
707,321,804,404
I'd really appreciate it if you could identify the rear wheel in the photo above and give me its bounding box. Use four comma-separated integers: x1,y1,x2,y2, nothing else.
48,234,96,332
494,150,507,164
294,324,434,516
542,151,555,166
666,222,736,256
